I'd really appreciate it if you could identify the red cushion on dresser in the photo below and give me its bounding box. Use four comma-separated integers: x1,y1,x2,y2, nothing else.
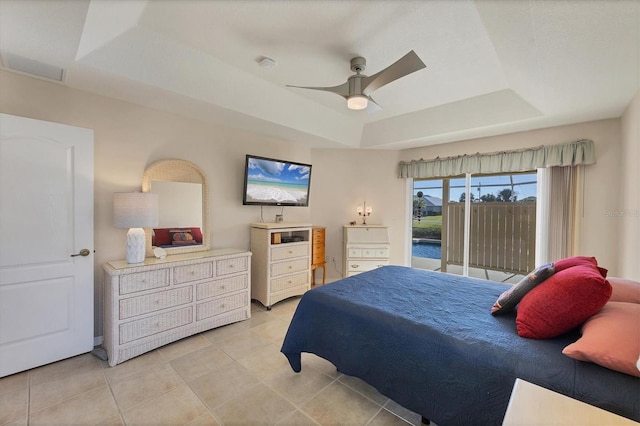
189,227,203,243
153,228,171,246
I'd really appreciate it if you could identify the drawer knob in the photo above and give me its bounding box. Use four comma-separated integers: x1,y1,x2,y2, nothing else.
229,264,234,268
352,264,359,269
288,266,292,269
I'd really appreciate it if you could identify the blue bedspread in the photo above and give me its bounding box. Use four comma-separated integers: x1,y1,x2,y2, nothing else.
281,266,640,425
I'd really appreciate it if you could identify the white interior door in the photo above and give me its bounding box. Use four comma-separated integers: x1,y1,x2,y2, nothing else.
0,113,94,378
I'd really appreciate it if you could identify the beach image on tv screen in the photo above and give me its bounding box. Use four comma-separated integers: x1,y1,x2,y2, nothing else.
246,158,310,204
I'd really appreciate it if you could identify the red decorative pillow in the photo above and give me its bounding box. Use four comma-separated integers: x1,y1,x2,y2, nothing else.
189,227,203,243
563,302,640,377
516,264,612,339
553,256,607,278
153,228,171,246
553,256,596,271
608,277,640,304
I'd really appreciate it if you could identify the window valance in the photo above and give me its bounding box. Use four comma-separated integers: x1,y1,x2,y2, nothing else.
398,139,595,178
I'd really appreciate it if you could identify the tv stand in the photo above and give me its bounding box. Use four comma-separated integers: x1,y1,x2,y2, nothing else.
250,223,312,309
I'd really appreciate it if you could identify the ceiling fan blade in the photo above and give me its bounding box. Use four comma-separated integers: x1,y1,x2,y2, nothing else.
366,96,382,114
286,81,349,98
362,50,426,95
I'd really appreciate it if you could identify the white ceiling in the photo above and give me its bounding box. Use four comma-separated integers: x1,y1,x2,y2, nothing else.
1,0,638,149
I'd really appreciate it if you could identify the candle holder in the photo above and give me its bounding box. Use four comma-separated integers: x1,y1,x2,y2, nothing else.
357,201,372,225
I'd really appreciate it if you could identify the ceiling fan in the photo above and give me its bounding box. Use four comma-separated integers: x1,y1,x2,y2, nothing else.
287,50,426,112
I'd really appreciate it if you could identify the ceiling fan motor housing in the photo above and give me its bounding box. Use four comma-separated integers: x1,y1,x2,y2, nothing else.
350,56,366,73
347,74,365,96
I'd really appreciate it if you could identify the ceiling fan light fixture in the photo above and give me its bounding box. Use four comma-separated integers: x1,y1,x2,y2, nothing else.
347,95,368,110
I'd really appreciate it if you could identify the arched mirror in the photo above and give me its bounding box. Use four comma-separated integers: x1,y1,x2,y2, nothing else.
142,159,210,256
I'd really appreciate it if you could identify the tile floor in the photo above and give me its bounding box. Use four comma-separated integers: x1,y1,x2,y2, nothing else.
0,297,428,426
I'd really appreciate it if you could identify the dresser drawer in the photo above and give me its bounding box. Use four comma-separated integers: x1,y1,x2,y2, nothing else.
312,243,325,263
119,287,193,320
196,275,248,300
312,228,325,243
196,292,248,320
271,271,308,293
348,247,389,258
119,306,193,344
270,258,309,277
375,248,390,257
119,269,170,295
347,259,389,273
361,248,390,258
271,244,309,261
216,256,248,276
348,248,362,258
173,262,213,284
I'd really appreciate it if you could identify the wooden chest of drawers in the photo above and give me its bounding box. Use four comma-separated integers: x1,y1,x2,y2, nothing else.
311,226,326,285
103,249,251,366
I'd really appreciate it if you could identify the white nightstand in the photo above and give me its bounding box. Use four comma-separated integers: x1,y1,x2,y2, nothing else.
503,379,638,425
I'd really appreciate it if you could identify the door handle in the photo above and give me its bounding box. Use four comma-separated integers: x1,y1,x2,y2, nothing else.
71,249,91,257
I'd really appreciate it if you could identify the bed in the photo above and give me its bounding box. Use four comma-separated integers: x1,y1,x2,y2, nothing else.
280,266,640,425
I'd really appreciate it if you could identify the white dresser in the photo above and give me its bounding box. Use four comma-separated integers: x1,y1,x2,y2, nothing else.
250,223,311,310
103,249,251,366
343,225,390,277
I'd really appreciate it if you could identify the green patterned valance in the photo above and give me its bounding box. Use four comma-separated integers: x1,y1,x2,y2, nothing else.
398,139,595,178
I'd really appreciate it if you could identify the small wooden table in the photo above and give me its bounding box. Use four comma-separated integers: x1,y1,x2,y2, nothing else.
311,226,326,285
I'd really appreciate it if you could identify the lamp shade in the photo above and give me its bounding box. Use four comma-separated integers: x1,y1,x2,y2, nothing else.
113,192,159,229
347,95,368,110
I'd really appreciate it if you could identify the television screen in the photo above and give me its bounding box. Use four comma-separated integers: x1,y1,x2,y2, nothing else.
243,155,312,206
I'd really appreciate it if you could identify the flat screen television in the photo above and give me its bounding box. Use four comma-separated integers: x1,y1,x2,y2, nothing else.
242,154,312,207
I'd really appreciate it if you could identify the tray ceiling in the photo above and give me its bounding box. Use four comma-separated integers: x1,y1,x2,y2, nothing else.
1,0,638,149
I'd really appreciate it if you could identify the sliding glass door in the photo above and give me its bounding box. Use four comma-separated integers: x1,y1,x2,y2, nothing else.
411,172,537,283
411,179,445,271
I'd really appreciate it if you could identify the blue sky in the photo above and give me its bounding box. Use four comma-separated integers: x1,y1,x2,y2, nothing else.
414,173,537,202
248,158,310,184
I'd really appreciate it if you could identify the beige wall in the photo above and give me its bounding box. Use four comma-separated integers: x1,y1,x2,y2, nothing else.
398,119,625,276
0,70,313,338
620,90,640,280
309,149,405,279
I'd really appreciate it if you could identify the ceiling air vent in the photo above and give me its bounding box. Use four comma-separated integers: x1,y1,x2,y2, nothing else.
2,52,64,82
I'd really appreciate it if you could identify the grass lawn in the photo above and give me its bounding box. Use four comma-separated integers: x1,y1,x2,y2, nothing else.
412,215,442,239
413,215,442,225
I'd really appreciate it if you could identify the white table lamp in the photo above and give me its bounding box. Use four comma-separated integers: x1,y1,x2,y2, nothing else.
113,192,159,264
